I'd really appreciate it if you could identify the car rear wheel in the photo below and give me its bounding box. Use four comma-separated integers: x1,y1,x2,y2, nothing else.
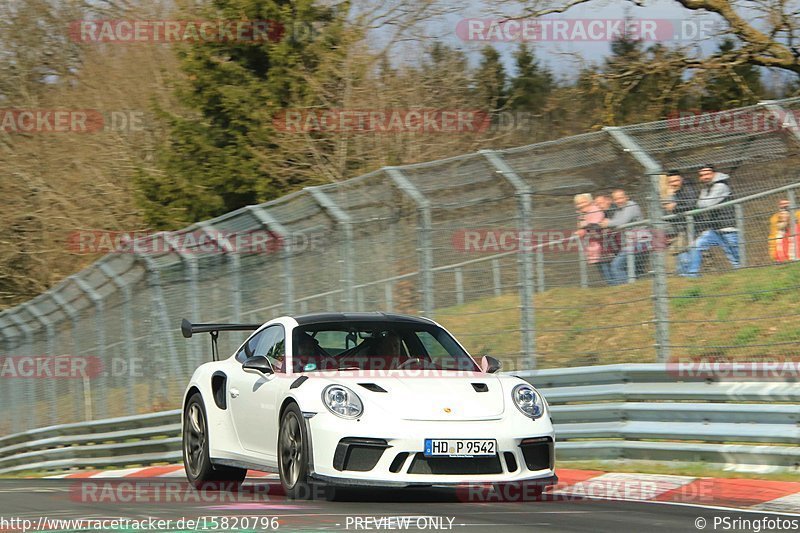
183,393,246,490
278,403,312,499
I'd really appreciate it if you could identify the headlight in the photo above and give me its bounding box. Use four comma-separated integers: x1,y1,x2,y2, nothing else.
322,385,363,419
512,384,544,418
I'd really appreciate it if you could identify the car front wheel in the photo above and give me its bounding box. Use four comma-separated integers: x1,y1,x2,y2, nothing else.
278,403,312,499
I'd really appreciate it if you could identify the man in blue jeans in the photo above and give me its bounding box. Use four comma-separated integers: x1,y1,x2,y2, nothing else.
678,164,740,277
601,189,649,285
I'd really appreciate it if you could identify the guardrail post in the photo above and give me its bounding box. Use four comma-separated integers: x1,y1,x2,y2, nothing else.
7,313,35,431
24,302,58,426
605,127,670,363
385,167,435,316
789,190,798,261
246,206,294,315
734,204,747,268
305,188,355,311
99,261,138,416
480,150,537,370
51,291,82,424
68,275,107,420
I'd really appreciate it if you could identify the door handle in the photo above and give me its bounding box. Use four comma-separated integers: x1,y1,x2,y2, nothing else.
230,388,240,398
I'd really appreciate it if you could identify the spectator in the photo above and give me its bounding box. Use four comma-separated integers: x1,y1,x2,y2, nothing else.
575,193,614,284
662,170,698,252
677,164,739,277
601,189,649,285
769,199,800,263
595,194,614,218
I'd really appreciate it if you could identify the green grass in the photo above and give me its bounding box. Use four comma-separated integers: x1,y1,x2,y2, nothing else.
433,261,800,369
559,460,800,482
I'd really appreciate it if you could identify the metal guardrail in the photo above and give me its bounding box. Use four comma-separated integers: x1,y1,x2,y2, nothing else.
0,364,798,475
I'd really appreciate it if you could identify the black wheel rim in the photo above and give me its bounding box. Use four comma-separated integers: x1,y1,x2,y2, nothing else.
184,403,205,478
280,413,303,488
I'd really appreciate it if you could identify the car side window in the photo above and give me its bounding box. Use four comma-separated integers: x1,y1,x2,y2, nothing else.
240,325,286,373
266,327,286,372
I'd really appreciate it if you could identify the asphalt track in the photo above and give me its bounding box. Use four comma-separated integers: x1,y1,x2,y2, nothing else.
1,479,797,533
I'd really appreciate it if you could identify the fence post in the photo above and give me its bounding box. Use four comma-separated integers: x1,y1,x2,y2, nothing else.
454,268,464,305
480,150,537,370
163,233,201,368
68,275,107,420
51,291,82,425
130,248,180,409
491,259,502,296
626,233,636,283
734,204,747,268
99,261,138,416
24,302,57,426
246,206,295,315
788,190,798,261
6,313,35,431
605,126,671,363
384,281,394,311
761,101,800,145
0,323,12,433
305,187,356,311
576,237,589,288
197,221,243,321
385,167,435,316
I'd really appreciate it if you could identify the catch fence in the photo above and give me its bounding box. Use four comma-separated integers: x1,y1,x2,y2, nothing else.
2,99,800,433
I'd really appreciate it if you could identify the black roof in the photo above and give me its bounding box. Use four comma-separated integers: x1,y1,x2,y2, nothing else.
293,312,434,326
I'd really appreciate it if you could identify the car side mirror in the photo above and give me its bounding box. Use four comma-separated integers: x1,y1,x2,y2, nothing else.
480,355,502,374
243,355,273,376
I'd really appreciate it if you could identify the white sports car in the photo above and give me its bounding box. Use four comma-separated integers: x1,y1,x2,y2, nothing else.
180,312,556,497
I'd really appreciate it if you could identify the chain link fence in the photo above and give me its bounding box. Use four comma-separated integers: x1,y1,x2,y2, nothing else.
2,98,800,434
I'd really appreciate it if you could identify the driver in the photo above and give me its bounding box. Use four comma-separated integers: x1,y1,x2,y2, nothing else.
294,331,323,371
371,331,404,357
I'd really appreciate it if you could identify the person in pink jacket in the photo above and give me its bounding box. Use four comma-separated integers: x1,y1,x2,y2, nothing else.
575,193,613,284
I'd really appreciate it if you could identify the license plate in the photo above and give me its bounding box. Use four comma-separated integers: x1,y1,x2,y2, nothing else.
424,439,496,457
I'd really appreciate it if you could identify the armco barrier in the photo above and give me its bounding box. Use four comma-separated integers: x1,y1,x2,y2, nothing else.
0,364,798,475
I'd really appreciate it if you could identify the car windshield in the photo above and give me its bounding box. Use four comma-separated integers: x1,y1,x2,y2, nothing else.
291,321,478,373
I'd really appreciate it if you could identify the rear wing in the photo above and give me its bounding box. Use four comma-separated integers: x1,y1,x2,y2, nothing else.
180,318,261,361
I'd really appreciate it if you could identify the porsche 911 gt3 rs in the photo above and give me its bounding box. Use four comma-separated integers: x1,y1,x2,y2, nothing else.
180,312,556,497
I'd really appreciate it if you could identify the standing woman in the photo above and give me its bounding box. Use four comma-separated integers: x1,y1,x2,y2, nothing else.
575,193,613,284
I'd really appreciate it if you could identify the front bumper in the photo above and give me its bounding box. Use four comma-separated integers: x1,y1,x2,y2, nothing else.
306,413,556,487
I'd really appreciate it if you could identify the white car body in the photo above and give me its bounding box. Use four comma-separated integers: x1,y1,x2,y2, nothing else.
182,312,557,488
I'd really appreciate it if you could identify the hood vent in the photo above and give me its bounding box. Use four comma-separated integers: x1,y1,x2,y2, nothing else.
471,383,489,392
359,383,388,393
